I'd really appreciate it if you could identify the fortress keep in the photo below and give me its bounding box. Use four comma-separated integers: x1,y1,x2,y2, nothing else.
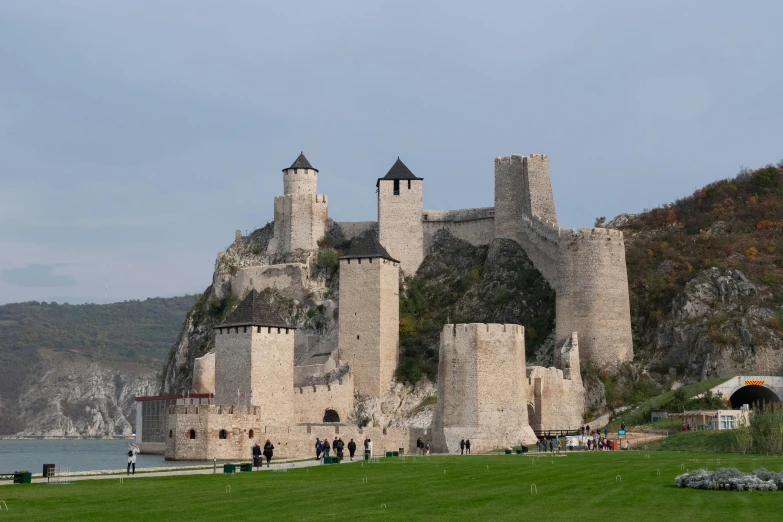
149,151,631,460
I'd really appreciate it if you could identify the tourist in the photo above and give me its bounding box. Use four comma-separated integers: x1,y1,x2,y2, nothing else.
424,441,430,455
364,438,370,458
604,427,608,439
586,424,590,434
252,443,262,469
348,439,357,460
536,439,541,452
368,439,374,457
465,439,471,454
555,434,559,453
416,437,423,454
127,444,139,475
315,438,323,460
323,439,331,459
336,438,344,461
620,422,625,431
548,439,553,453
263,440,274,467
460,439,466,455
333,437,339,459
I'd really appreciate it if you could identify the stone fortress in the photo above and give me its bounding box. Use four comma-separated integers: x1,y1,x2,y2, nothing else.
163,152,633,460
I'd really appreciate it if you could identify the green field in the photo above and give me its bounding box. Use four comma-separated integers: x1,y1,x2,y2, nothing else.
3,452,783,521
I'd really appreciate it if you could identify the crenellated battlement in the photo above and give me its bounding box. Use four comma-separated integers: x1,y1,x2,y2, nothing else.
442,322,523,339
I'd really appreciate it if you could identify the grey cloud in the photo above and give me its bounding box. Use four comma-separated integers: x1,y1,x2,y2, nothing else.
1,264,78,287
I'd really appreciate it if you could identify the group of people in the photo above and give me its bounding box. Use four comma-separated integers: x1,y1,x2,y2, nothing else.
252,440,275,467
459,439,471,454
415,438,432,455
314,437,361,461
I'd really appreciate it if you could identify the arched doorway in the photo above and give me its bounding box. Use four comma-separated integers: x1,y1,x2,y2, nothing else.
729,385,780,409
323,409,340,423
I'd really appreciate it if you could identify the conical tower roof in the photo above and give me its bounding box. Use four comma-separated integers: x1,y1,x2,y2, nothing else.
340,233,399,263
376,157,421,186
219,289,293,329
283,152,318,172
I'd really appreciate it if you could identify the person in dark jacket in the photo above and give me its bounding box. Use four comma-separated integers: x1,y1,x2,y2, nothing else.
323,439,331,459
465,439,471,454
263,440,274,467
315,438,323,460
460,439,466,455
347,439,357,460
252,443,262,469
336,438,344,460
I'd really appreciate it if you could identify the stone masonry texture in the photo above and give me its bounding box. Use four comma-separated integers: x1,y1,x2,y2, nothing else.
378,178,424,276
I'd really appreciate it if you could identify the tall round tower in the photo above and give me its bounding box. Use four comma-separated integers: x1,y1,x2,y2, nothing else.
270,152,328,253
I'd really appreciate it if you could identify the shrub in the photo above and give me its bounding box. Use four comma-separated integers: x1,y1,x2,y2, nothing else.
317,248,339,270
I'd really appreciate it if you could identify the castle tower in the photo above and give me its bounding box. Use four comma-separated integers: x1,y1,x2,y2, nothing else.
377,158,423,276
432,323,537,452
270,153,328,253
494,154,557,242
337,234,400,397
213,289,295,425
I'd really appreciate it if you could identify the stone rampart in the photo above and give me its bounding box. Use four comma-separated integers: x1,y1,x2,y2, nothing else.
192,352,216,394
273,194,328,252
293,372,354,424
231,262,310,301
422,208,495,251
432,323,537,453
166,404,409,460
336,221,378,240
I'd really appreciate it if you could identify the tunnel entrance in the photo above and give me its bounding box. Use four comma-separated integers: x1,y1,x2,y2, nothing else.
323,409,340,423
729,385,780,409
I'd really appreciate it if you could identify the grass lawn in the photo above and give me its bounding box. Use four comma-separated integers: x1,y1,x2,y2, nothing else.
2,452,783,521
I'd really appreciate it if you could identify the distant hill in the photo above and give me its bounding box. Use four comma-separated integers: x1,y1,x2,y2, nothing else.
0,295,196,436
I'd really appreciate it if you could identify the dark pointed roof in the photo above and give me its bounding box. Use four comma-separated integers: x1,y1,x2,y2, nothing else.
376,157,422,187
219,289,293,329
283,152,318,173
340,233,399,263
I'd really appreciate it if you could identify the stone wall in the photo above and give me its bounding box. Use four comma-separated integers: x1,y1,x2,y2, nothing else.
378,179,423,275
213,326,295,425
231,262,311,302
337,256,400,397
526,366,584,432
273,194,328,252
432,323,537,453
166,404,409,460
283,167,318,196
192,352,215,394
422,208,495,252
293,372,354,424
336,221,378,240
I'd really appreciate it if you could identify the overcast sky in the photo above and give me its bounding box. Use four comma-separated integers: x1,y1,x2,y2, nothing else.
1,1,781,305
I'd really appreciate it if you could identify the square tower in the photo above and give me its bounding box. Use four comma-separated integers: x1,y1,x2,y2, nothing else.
377,158,424,276
213,289,295,425
337,234,400,397
433,323,537,452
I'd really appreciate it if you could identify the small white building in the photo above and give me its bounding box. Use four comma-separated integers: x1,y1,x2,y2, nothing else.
670,409,750,431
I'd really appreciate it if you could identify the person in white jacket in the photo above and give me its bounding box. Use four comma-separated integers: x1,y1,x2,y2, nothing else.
127,444,140,475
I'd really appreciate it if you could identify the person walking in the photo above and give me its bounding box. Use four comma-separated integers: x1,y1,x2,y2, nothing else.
252,442,262,469
604,427,608,439
336,438,344,461
465,439,471,454
323,438,331,459
549,439,554,453
620,421,625,431
127,444,139,475
424,441,430,455
347,439,357,461
416,438,423,455
536,439,541,453
315,438,323,460
460,439,466,455
263,440,274,467
367,439,374,457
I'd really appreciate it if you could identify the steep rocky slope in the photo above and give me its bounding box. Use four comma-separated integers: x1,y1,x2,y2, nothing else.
0,296,195,436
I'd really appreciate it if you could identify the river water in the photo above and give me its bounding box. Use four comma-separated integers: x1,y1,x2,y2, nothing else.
0,440,206,473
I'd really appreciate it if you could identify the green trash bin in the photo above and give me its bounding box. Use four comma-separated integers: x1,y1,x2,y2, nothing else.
364,452,370,461
223,463,236,474
324,456,332,464
385,451,393,457
504,449,513,455
14,472,32,484
240,463,253,472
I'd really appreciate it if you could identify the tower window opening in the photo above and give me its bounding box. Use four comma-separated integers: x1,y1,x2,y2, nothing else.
219,429,228,440
188,429,196,440
393,179,400,195
357,335,360,340
408,180,411,189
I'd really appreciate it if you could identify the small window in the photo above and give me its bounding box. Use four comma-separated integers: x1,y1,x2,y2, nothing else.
219,429,228,440
169,429,173,439
408,179,411,189
188,429,196,440
357,335,360,340
393,179,400,195
249,429,254,439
